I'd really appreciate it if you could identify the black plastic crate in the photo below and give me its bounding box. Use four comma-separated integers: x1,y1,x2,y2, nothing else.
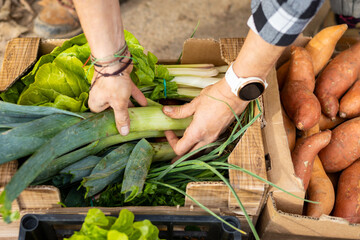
19,213,242,240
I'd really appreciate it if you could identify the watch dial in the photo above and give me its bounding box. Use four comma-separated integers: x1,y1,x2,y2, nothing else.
239,82,264,101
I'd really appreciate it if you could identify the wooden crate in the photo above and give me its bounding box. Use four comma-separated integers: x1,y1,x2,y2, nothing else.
0,37,269,239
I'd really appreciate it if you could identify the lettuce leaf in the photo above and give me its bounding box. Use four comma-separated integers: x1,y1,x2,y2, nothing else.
1,31,176,110
125,30,176,100
1,34,89,104
133,220,160,240
17,56,90,112
65,208,161,240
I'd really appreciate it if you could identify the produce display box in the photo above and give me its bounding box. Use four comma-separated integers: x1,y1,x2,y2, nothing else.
257,35,360,240
18,213,242,240
0,37,271,240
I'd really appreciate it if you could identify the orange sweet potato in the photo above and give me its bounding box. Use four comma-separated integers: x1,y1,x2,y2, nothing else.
291,130,331,191
319,117,360,173
315,41,360,120
333,159,360,223
281,104,296,151
282,83,321,131
319,113,345,130
281,46,321,131
302,124,320,138
327,171,340,191
306,24,347,75
339,80,360,118
277,61,290,90
277,24,348,90
306,155,335,217
301,125,335,217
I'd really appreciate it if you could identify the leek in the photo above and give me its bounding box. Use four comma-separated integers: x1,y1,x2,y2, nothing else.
0,106,191,222
164,63,215,68
167,67,219,77
177,88,202,99
171,76,221,89
215,65,229,73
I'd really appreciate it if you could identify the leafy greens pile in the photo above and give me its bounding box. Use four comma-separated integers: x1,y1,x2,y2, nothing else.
65,208,161,240
0,31,176,112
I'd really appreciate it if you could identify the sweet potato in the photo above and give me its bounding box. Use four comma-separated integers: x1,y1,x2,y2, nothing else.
291,130,331,190
327,171,340,191
315,41,360,120
277,61,290,90
319,113,345,131
288,47,316,91
281,104,296,151
319,117,360,173
339,80,360,118
333,159,360,223
277,24,348,90
306,155,335,217
281,46,321,131
301,125,335,217
302,124,320,138
282,83,321,131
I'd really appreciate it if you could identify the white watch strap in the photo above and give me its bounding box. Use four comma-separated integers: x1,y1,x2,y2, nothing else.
225,63,268,96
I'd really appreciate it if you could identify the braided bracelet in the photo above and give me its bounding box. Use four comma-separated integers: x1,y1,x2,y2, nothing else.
89,54,133,91
90,42,128,68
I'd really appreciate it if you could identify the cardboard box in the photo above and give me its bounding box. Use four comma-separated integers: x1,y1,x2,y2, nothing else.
259,193,360,240
0,37,270,239
258,35,360,239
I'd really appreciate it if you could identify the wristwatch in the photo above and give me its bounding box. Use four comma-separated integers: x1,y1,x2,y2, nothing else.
225,63,268,101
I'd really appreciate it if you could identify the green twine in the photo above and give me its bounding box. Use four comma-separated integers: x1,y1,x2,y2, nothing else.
163,79,167,98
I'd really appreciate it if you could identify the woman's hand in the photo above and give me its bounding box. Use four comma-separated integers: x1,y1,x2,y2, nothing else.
163,78,249,156
88,63,147,135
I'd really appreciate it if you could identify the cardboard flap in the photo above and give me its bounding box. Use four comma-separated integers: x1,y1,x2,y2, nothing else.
181,38,227,66
261,68,305,214
259,193,360,239
0,38,40,91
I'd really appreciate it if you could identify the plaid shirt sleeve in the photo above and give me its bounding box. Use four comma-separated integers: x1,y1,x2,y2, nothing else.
248,0,325,46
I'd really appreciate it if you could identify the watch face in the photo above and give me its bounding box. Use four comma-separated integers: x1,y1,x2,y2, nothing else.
238,82,265,101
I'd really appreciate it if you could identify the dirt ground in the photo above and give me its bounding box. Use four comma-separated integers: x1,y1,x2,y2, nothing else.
0,0,331,70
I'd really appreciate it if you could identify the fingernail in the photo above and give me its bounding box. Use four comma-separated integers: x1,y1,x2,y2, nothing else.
120,126,129,135
163,106,173,113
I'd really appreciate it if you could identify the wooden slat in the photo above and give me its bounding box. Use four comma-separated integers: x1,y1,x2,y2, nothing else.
228,121,268,215
0,38,40,91
217,38,268,215
185,182,229,208
18,186,61,210
0,219,20,240
0,161,18,187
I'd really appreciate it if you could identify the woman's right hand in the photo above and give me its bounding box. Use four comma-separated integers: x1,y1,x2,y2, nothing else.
88,62,147,135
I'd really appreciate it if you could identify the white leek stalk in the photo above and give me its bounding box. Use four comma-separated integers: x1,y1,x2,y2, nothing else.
164,63,215,68
171,76,221,89
177,88,202,99
167,67,219,77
